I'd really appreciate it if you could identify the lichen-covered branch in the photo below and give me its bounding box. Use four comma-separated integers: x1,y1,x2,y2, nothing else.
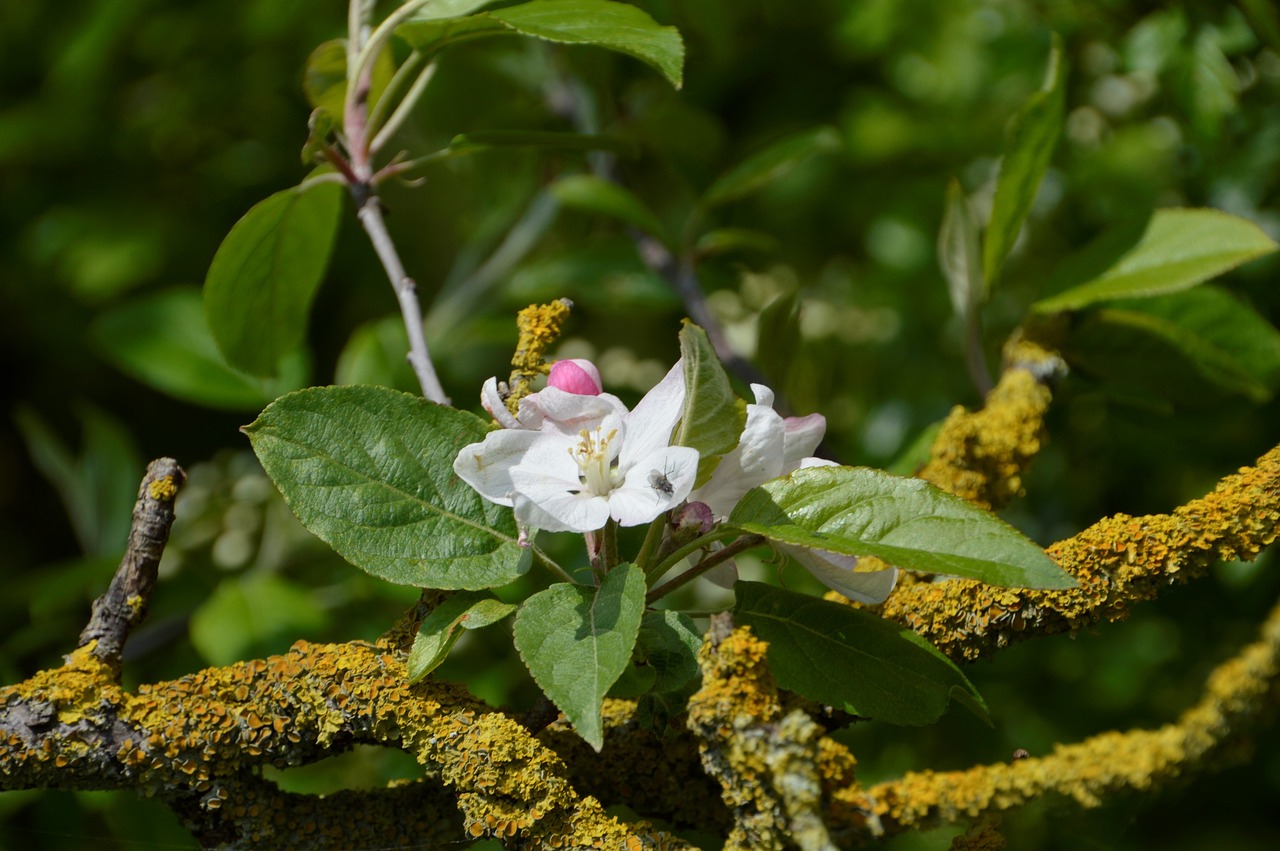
685,615,839,851
77,458,184,668
843,592,1280,836
918,340,1064,510
0,637,692,849
871,441,1280,662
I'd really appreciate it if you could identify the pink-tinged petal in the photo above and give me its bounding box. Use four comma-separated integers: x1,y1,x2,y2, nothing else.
548,358,602,395
518,388,626,435
453,429,544,506
785,545,899,604
481,377,521,429
781,413,826,470
692,396,785,516
621,359,686,464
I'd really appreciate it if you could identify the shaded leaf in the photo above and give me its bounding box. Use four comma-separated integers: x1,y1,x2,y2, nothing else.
190,574,325,667
983,33,1065,286
701,127,842,209
550,174,669,244
513,564,645,750
408,592,518,683
204,181,344,376
734,582,987,725
302,38,397,127
1069,286,1280,403
694,228,780,259
729,465,1075,589
674,321,747,486
244,386,526,589
938,178,985,318
1033,208,1278,313
92,287,308,410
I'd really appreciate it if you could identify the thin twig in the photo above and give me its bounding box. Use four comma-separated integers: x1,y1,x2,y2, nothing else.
77,458,185,670
356,196,449,403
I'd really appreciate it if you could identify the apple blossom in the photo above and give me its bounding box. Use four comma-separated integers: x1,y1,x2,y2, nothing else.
456,361,698,533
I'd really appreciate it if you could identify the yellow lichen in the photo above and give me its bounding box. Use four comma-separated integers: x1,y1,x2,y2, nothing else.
835,594,1280,836
504,299,574,415
148,475,179,501
919,368,1052,511
848,444,1280,662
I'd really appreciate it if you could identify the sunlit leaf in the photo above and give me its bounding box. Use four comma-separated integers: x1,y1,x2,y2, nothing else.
244,386,526,589
729,465,1075,589
398,0,684,89
513,564,645,750
408,592,518,683
1033,209,1278,313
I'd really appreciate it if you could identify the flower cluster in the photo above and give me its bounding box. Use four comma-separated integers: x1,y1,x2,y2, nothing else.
454,359,897,604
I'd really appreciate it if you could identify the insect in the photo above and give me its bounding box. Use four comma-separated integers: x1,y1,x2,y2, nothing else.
648,468,675,496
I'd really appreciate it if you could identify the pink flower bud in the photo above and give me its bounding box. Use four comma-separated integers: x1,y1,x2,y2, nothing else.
547,359,602,396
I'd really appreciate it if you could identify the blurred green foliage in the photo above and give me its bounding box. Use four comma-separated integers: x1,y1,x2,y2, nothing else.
3,0,1280,848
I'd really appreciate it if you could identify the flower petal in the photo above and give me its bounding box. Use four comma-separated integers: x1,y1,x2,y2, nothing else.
785,545,899,605
609,446,700,526
518,387,626,435
782,414,826,468
692,389,785,516
548,358,602,395
620,359,685,466
453,428,544,506
481,377,521,429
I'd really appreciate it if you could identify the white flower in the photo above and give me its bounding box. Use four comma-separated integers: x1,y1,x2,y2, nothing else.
456,361,698,533
693,385,898,605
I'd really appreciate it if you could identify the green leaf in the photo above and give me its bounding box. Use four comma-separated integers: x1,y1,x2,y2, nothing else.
734,582,987,725
674,321,747,486
1070,287,1280,403
982,33,1065,286
490,0,683,88
513,564,645,750
244,386,526,589
91,287,309,410
938,178,985,318
694,228,780,259
407,0,501,21
204,181,344,376
701,127,842,209
610,609,703,700
728,466,1075,590
408,592,518,683
13,405,142,558
303,38,396,123
398,0,684,89
550,174,669,245
190,573,326,667
1032,209,1278,313
334,315,417,391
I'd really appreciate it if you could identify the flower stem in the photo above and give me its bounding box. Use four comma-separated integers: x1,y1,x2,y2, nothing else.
644,531,752,604
635,516,667,582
